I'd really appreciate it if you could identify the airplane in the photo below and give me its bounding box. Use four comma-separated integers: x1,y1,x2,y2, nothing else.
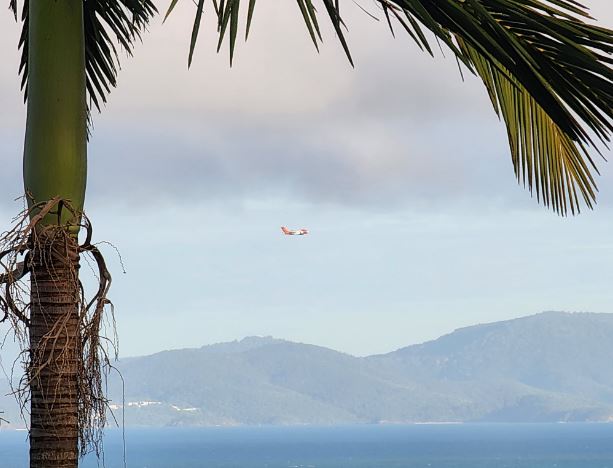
281,226,309,236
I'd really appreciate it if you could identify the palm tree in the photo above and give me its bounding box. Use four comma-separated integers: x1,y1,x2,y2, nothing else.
1,0,611,466
3,1,155,466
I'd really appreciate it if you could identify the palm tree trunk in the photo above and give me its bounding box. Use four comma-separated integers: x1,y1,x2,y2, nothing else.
23,1,87,467
29,232,80,468
24,0,87,222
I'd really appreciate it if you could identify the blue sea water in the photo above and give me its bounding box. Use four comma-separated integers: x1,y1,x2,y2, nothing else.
2,423,613,468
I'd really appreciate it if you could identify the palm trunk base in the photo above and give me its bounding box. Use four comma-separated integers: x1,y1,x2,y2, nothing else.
29,227,80,468
0,199,114,466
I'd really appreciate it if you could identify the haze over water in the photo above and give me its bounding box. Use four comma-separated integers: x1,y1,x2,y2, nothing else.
3,423,613,467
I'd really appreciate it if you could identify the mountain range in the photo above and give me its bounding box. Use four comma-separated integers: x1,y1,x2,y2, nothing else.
2,311,613,428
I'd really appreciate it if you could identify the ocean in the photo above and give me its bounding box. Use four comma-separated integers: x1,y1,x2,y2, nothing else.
2,423,613,467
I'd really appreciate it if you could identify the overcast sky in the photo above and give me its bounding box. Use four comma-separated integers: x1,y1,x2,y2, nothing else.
0,1,612,358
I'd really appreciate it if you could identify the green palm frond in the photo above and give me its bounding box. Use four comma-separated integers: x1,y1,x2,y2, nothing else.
458,37,599,215
175,0,612,214
10,0,158,113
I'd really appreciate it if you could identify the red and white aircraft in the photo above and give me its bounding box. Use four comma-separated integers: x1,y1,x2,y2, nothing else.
281,226,309,236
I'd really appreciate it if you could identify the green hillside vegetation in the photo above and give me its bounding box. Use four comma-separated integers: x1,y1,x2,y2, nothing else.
2,312,613,428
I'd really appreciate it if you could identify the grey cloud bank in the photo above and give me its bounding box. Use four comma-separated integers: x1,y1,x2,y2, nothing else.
3,2,611,211
83,116,514,210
